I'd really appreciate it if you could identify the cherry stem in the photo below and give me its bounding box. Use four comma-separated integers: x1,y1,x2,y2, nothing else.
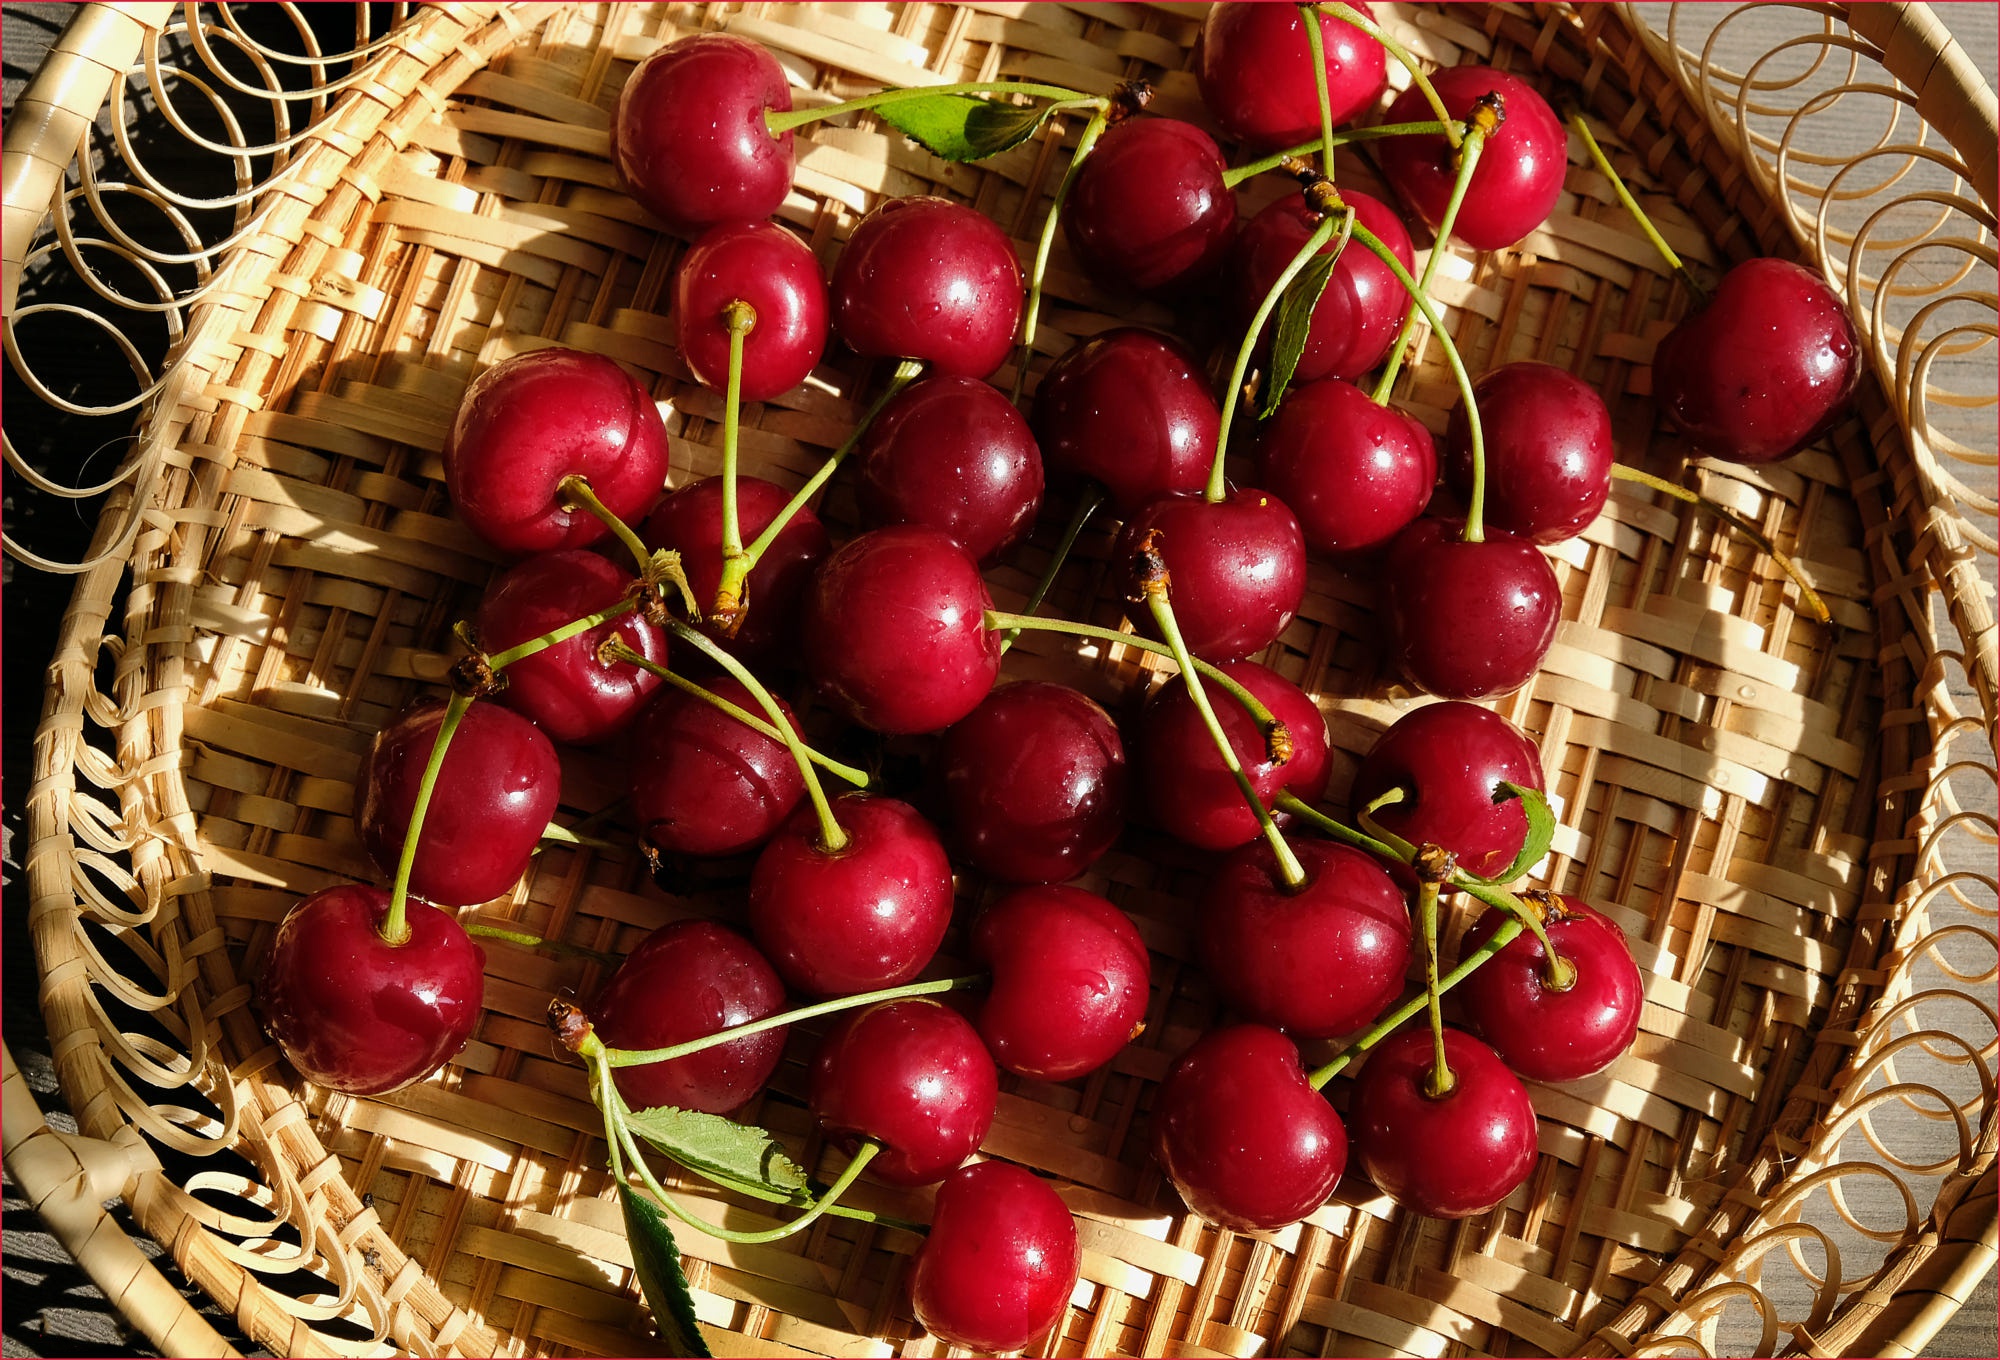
985,609,1280,731
1013,102,1112,407
486,596,638,673
382,690,472,945
1298,3,1339,183
1610,464,1831,624
718,299,759,574
997,484,1106,656
1489,887,1576,991
1565,107,1705,303
462,922,621,966
765,81,1095,136
1416,879,1455,1097
1220,122,1459,189
1354,785,1421,862
539,821,617,850
1369,113,1489,406
558,474,653,576
1316,2,1460,150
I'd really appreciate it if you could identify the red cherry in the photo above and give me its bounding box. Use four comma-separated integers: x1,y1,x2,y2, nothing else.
831,196,1023,379
642,475,831,668
1377,67,1567,253
1030,327,1217,515
1063,116,1235,296
971,884,1152,1082
1195,1,1387,151
855,375,1044,564
1458,895,1643,1083
1348,700,1545,882
1442,361,1612,544
808,998,998,1186
1255,378,1437,558
675,220,827,402
1115,489,1307,663
912,1162,1081,1354
627,676,805,859
255,885,484,1096
1383,517,1560,700
1347,1026,1538,1219
1233,189,1414,385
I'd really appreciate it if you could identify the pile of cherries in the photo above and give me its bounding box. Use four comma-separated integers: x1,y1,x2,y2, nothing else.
252,3,1861,1353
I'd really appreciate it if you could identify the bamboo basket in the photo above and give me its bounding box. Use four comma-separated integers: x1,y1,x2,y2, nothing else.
5,3,1996,1356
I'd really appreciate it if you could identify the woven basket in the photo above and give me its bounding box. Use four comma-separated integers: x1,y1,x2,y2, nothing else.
5,3,1996,1356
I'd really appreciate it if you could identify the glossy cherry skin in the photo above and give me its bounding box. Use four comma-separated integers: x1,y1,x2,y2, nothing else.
591,920,788,1114
808,999,999,1186
831,196,1023,379
1195,1,1387,150
1348,1026,1539,1219
1134,659,1330,853
912,1162,1082,1355
627,676,805,859
356,700,561,907
1459,895,1644,1083
1383,517,1560,700
1255,378,1437,558
855,375,1043,564
255,885,484,1096
936,681,1128,884
972,885,1151,1082
801,524,1003,735
1443,361,1612,544
473,549,667,744
1349,700,1545,882
1030,328,1217,515
1064,116,1235,296
1234,189,1414,385
610,32,793,235
1377,67,1567,252
1200,838,1411,1040
675,220,827,402
1115,489,1307,662
746,794,954,998
642,475,831,667
1653,257,1862,464
1152,1024,1347,1232
444,348,669,557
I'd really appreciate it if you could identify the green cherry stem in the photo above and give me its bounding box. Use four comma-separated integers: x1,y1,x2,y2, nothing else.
462,922,622,966
718,299,759,579
985,610,1279,731
1565,106,1705,302
765,81,1094,136
381,690,473,945
558,473,654,575
1300,2,1338,183
1416,878,1453,1096
485,597,638,672
1610,464,1830,624
538,822,617,850
1013,103,1112,406
997,484,1106,656
1221,122,1460,189
1315,2,1460,150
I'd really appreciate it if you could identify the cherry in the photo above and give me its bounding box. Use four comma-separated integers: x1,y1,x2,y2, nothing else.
911,1162,1081,1355
1383,517,1560,701
935,681,1128,885
854,375,1043,564
808,998,999,1186
746,794,954,998
1458,895,1643,1083
443,348,669,557
473,549,667,744
1199,838,1410,1040
1063,116,1235,296
1652,257,1862,464
1134,659,1330,853
1377,67,1567,253
1114,490,1307,662
642,475,831,668
355,699,560,907
255,884,484,1096
590,919,789,1114
1030,328,1217,515
1151,1024,1346,1232
1347,1026,1538,1219
627,676,805,859
1195,1,1387,151
801,524,1002,735
830,196,1023,379
1442,361,1612,544
1254,378,1437,558
1348,700,1545,882
610,32,794,236
971,884,1151,1083
675,220,827,402
1233,189,1415,385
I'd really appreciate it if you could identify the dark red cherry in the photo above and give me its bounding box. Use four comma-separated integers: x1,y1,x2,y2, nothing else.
1458,895,1643,1083
356,700,560,907
1255,378,1437,558
1383,517,1560,700
1377,67,1567,253
801,524,1002,735
936,681,1127,884
746,794,954,998
590,919,788,1114
1200,838,1411,1040
1234,189,1414,385
1653,257,1862,464
1134,659,1330,853
444,348,669,557
610,32,794,235
1349,700,1545,883
972,884,1151,1082
255,885,484,1096
855,375,1043,564
1195,1,1387,150
808,998,998,1186
642,475,831,667
1347,1026,1538,1219
1063,116,1235,296
912,1162,1081,1355
1443,361,1612,543
830,196,1023,379
675,220,827,402
627,676,805,859
473,549,667,744
1151,1024,1346,1232
1030,328,1217,515
1115,489,1307,662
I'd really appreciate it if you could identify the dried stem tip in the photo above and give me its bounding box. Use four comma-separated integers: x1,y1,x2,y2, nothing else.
548,997,595,1054
1413,843,1458,885
1109,78,1153,122
450,652,506,699
1468,91,1506,137
1126,527,1170,604
1265,719,1295,767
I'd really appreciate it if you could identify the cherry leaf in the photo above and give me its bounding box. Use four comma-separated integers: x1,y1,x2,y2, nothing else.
624,1105,811,1199
617,1183,712,1358
1260,251,1340,419
1469,781,1555,886
875,94,1055,162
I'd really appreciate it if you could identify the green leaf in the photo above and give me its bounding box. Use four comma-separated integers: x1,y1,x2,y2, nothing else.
618,1183,712,1358
1469,781,1556,886
1260,250,1340,419
624,1105,811,1200
876,93,1055,162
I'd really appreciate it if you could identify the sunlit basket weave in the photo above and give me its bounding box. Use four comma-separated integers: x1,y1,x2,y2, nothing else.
5,3,1996,1356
